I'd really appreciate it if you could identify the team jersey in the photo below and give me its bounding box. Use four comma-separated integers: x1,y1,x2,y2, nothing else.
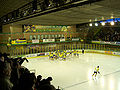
95,67,99,72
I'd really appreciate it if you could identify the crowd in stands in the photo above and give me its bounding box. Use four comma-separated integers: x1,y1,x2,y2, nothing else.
0,53,60,90
93,27,120,42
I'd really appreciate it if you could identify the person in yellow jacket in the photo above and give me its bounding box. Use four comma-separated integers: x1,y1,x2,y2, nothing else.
92,66,100,77
76,51,79,56
49,53,54,60
73,50,76,56
63,55,66,61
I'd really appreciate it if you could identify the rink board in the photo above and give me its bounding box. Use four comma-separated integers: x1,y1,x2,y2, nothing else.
25,49,120,59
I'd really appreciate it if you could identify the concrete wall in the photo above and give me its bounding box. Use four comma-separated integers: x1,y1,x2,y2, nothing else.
1,24,23,42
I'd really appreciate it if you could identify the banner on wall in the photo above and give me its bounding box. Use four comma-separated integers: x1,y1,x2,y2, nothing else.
11,40,27,44
43,39,55,42
23,25,71,32
92,41,120,45
60,38,65,42
116,42,120,45
92,41,101,44
32,39,39,43
72,38,79,41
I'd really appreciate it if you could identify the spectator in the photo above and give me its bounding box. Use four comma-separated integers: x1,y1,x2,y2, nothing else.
38,76,56,90
0,53,57,90
38,84,56,90
2,53,10,62
10,61,20,90
18,73,36,90
36,75,42,89
45,77,53,85
8,37,11,44
0,53,4,62
0,62,13,90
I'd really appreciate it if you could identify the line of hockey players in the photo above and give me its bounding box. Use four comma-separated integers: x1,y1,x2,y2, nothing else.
48,49,84,60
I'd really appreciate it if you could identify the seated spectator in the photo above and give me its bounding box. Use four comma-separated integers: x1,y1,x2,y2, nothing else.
18,72,36,90
0,53,57,90
10,61,20,90
37,76,56,90
36,75,42,89
1,53,10,62
45,77,53,85
38,84,56,90
38,81,56,90
0,53,4,62
0,61,13,90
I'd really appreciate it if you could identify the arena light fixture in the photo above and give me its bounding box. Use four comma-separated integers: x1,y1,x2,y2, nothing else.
110,21,115,26
95,23,98,26
89,23,92,26
4,20,6,22
101,22,105,26
111,16,114,19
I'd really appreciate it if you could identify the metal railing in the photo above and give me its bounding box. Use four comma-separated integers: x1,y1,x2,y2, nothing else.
1,43,119,57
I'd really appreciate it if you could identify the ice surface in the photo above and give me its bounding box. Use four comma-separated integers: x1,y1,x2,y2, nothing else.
22,53,120,90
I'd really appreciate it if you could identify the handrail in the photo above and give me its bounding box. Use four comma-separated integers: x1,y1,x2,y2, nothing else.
0,43,119,57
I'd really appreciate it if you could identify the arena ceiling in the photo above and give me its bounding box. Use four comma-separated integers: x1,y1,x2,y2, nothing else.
0,0,120,25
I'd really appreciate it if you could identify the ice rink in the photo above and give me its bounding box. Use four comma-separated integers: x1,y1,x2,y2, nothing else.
22,53,120,90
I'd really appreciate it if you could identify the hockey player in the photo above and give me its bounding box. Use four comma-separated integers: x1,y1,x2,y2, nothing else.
63,55,66,61
54,52,58,60
69,50,72,56
92,66,100,77
82,49,84,54
76,51,79,56
49,53,54,60
73,50,76,56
